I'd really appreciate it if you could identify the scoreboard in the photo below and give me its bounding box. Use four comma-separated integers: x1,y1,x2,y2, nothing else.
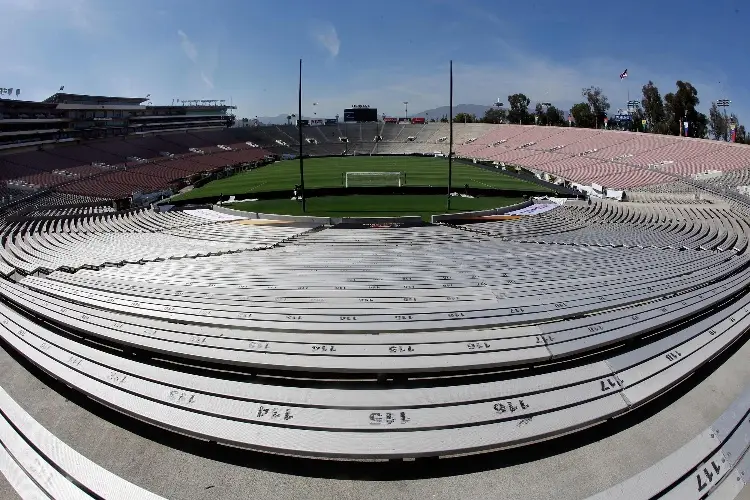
344,107,378,122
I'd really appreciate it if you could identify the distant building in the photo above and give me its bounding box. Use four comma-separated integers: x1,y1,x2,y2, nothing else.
0,93,236,152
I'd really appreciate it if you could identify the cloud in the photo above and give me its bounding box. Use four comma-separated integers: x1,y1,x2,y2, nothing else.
177,30,199,64
0,0,100,34
310,21,340,58
200,71,214,90
177,29,216,90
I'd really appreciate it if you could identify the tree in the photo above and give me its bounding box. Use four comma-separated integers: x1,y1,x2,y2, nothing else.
582,86,610,128
708,102,728,140
641,81,666,132
545,105,566,126
507,93,531,124
482,107,507,124
735,123,747,144
570,102,594,128
440,114,448,123
663,81,707,137
453,112,477,123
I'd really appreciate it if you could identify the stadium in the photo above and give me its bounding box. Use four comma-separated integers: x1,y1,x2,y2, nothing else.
1,80,750,499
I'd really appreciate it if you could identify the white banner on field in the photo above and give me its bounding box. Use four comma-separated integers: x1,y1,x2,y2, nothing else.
506,203,559,216
186,209,246,221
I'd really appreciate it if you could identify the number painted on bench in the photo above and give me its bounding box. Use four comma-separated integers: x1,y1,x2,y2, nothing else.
438,276,450,280
335,286,346,290
665,350,682,362
553,302,568,309
403,297,416,302
67,355,83,367
536,335,554,344
297,286,308,290
403,285,415,289
359,298,374,302
188,335,208,345
448,312,465,318
368,285,381,289
394,315,413,320
312,345,336,352
237,312,252,319
106,371,127,385
446,296,459,301
588,325,603,333
163,305,175,312
467,342,491,350
630,314,640,321
709,329,717,336
402,277,413,281
369,412,410,425
286,315,302,321
696,460,722,492
340,316,357,321
599,377,622,392
506,280,517,284
510,307,525,314
248,341,269,350
257,405,293,420
493,399,530,414
389,345,415,353
168,389,196,406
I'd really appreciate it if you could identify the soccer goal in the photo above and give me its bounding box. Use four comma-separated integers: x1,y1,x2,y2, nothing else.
344,171,404,187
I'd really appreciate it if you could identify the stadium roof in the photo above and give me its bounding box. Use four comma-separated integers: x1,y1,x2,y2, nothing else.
0,98,58,108
43,93,148,105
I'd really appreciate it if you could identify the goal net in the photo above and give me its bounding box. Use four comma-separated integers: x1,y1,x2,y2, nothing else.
345,171,403,187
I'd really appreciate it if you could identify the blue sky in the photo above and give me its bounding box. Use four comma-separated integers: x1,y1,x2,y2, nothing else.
1,0,748,123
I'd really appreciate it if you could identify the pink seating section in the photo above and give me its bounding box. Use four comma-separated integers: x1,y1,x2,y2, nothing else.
3,125,750,197
454,126,750,189
4,144,269,199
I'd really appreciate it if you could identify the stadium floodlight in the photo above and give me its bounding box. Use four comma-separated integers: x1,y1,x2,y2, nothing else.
403,101,408,119
345,171,403,188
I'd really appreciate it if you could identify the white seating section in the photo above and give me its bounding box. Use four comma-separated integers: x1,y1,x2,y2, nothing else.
0,201,749,498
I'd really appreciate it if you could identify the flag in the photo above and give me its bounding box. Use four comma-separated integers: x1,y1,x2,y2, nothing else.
59,85,64,91
620,69,628,79
15,89,20,96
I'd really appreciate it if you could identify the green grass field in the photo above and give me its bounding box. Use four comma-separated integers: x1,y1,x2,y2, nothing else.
231,195,526,220
172,156,548,201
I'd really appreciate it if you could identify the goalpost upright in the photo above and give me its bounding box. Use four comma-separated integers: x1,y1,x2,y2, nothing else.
447,59,453,210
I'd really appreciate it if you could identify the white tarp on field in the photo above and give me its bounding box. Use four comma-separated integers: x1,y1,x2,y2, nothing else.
506,203,559,216
186,209,247,221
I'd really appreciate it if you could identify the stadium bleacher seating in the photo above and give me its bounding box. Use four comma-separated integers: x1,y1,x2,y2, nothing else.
3,124,747,204
2,123,750,498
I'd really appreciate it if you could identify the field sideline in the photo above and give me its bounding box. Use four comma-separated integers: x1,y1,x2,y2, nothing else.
229,194,527,221
173,156,549,201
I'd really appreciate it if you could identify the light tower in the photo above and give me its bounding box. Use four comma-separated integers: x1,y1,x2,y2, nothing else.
717,99,731,141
